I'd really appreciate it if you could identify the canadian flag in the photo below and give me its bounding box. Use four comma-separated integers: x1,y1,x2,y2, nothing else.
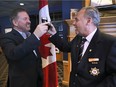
39,0,58,87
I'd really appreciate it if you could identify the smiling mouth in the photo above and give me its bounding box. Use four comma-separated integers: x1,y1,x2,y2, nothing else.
26,24,30,28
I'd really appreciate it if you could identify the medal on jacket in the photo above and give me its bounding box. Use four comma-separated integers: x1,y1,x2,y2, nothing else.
89,67,100,76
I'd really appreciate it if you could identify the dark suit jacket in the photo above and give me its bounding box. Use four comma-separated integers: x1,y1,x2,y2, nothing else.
49,29,116,87
0,29,43,87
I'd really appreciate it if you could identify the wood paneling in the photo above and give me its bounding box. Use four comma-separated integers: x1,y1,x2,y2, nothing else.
62,61,69,87
56,52,63,61
99,16,116,36
85,0,91,6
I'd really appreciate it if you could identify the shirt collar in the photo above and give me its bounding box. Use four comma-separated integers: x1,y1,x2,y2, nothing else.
86,28,97,43
14,29,31,39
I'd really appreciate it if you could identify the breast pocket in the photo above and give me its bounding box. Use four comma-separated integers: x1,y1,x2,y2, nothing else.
88,57,106,79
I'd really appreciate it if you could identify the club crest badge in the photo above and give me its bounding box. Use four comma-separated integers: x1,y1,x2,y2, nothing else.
89,67,100,76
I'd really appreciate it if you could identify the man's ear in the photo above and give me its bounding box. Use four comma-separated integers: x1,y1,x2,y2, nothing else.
12,19,18,26
86,17,92,25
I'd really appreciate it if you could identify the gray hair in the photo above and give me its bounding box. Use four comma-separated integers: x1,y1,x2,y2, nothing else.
82,6,100,26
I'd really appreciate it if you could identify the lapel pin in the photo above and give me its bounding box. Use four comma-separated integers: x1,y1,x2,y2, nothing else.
89,67,100,76
89,49,92,52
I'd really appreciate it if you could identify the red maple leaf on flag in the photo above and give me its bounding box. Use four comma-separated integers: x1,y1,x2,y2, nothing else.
39,34,52,58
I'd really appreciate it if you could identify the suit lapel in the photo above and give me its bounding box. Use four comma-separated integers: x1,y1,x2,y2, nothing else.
11,29,40,59
78,29,102,66
71,35,82,66
12,29,24,43
76,36,82,57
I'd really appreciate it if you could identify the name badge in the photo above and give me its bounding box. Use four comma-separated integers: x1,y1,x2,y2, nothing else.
88,58,99,62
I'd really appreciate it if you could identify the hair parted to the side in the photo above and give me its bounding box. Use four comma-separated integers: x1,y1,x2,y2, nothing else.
82,6,100,26
10,8,28,23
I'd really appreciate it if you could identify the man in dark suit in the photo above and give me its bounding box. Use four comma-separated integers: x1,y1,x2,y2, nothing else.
48,6,116,87
0,8,49,87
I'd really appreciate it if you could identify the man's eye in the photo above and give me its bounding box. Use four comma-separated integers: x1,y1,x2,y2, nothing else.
23,18,27,20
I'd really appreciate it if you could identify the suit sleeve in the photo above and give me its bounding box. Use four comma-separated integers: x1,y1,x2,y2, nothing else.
49,33,71,52
0,34,40,61
96,41,116,87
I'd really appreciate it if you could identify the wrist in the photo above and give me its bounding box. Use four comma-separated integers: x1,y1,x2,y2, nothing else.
33,32,40,40
51,31,57,35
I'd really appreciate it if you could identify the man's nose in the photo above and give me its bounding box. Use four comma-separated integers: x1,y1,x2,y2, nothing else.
27,19,31,23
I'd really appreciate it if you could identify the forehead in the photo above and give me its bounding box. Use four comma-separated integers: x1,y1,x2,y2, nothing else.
17,11,29,17
76,9,85,17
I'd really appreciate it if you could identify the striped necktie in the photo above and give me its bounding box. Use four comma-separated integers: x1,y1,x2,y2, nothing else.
78,37,87,62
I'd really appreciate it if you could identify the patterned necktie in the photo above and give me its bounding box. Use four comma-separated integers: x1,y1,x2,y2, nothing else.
78,37,87,62
22,32,31,39
22,32,27,39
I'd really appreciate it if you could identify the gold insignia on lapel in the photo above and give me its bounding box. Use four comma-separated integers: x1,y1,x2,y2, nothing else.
89,49,92,52
89,67,100,76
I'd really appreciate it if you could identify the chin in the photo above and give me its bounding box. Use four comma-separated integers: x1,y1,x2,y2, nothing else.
27,28,30,31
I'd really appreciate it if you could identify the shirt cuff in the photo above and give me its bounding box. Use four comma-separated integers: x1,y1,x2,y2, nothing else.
34,34,40,40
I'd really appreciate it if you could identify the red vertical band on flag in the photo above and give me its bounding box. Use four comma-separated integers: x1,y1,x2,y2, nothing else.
39,0,48,10
39,0,58,87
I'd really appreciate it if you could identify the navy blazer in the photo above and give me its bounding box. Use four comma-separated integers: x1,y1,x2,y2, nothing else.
0,29,43,87
49,29,116,87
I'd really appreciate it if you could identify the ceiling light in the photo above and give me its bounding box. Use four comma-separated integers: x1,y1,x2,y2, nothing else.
20,3,24,6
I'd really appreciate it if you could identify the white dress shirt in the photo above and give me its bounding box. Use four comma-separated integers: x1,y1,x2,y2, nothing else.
82,28,97,57
14,29,31,39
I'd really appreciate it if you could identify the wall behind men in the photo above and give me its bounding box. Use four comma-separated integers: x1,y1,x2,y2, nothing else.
0,16,11,33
